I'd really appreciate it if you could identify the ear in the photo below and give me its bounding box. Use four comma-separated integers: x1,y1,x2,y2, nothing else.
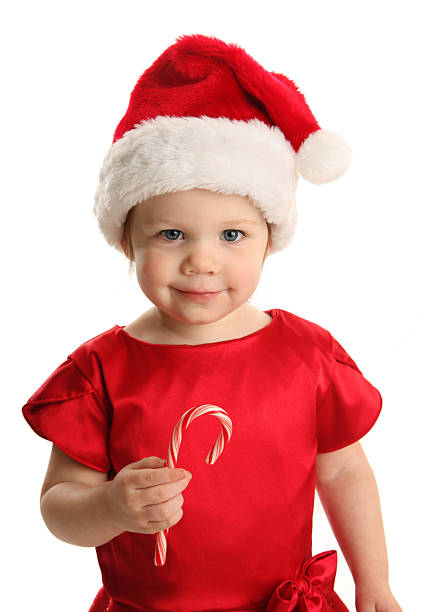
265,230,272,252
120,235,128,257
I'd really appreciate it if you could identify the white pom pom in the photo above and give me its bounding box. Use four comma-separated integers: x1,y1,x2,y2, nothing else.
295,129,352,185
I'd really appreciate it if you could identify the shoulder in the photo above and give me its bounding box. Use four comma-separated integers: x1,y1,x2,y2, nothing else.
63,325,122,391
278,309,362,373
276,308,332,353
67,325,120,361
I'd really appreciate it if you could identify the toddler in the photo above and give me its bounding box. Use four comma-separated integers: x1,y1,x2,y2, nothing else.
22,34,402,612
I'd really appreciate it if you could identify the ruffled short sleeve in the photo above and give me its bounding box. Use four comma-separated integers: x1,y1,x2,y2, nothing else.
317,334,383,454
22,357,112,472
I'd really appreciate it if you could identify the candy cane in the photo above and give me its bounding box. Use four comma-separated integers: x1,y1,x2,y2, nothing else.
154,404,233,567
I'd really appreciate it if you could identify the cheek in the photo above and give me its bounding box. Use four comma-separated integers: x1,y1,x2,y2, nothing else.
228,258,261,284
136,249,172,283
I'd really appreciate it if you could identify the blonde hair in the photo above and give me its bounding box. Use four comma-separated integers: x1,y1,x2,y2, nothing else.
120,204,272,278
121,205,137,278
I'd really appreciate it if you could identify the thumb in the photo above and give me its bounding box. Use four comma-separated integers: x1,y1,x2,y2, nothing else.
137,456,167,468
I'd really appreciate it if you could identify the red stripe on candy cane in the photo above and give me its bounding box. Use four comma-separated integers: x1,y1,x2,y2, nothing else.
154,404,233,567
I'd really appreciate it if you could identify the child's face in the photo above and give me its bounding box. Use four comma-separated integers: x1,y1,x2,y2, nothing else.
129,188,270,325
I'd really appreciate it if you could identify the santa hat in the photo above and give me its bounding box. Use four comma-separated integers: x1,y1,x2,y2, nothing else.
93,33,352,255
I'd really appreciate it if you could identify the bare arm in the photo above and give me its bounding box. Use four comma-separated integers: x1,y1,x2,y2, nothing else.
41,480,123,547
315,442,389,588
40,445,124,547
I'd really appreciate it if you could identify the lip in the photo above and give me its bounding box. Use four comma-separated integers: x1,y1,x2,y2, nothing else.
174,288,223,302
177,289,221,294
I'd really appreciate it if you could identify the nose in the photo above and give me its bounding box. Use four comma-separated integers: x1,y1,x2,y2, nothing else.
181,241,220,273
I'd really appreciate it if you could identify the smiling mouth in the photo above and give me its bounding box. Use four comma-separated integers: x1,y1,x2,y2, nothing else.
175,289,222,294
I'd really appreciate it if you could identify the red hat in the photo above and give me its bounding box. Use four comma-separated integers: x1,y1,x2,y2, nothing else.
94,33,351,254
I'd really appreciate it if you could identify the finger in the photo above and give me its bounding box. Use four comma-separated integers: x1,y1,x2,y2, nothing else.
125,456,167,470
134,466,190,489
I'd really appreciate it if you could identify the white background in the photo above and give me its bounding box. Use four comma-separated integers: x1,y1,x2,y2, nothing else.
3,1,420,610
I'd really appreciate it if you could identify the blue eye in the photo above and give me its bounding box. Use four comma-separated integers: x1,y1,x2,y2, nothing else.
222,229,245,242
159,229,182,241
158,229,246,243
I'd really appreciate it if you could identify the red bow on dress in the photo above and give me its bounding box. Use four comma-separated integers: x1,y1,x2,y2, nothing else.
266,550,348,611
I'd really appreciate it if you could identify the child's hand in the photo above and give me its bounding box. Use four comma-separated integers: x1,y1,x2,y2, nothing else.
103,456,192,535
355,582,403,612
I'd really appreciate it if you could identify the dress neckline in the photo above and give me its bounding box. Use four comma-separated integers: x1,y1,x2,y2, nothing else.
115,308,280,349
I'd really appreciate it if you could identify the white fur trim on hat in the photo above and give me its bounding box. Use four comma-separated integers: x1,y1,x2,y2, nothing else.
93,115,299,255
296,129,352,185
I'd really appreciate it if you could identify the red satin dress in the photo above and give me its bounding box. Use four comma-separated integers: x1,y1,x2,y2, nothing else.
22,308,383,611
